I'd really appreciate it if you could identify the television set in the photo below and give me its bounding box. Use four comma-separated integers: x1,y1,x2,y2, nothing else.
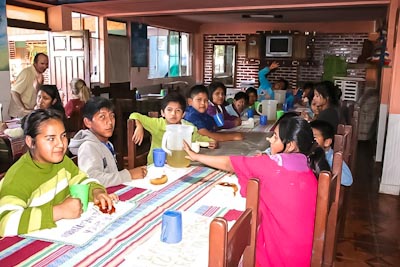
266,36,293,57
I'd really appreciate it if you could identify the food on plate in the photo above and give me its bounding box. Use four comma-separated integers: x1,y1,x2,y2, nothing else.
95,202,116,214
150,174,168,185
218,182,238,196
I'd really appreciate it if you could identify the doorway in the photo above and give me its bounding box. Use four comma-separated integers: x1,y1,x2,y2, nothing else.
7,27,50,86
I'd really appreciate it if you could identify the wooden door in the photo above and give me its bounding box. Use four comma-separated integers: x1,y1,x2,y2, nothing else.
48,30,90,103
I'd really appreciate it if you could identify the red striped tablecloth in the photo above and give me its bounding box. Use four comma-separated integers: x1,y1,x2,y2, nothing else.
0,166,235,267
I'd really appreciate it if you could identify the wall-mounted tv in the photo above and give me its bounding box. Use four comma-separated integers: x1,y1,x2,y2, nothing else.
266,35,293,57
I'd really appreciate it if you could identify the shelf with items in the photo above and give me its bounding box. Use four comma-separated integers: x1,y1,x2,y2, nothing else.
250,30,316,67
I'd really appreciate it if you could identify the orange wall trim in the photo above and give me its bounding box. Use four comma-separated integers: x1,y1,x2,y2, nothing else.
388,13,400,114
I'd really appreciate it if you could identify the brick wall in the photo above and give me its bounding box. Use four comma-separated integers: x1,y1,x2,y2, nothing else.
204,33,368,89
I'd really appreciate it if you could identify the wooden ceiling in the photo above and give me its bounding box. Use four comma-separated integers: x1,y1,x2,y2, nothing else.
14,0,389,24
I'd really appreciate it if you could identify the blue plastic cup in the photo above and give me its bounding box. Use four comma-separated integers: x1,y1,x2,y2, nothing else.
260,115,268,125
161,210,182,243
247,109,254,118
153,148,166,167
213,113,224,127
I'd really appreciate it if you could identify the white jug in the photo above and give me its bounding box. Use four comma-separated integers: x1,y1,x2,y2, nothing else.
161,124,194,168
256,100,278,121
274,90,286,104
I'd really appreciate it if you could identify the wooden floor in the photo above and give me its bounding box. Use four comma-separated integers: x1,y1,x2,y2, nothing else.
335,141,400,266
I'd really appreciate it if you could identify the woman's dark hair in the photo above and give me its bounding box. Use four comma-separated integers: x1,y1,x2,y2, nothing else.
161,92,186,111
22,109,64,139
82,97,114,120
208,81,226,101
278,116,330,176
314,81,342,107
38,85,65,115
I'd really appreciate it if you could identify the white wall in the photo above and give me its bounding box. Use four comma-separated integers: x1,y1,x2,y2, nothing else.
0,72,11,121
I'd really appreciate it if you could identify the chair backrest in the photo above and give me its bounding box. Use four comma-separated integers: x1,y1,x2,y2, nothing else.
127,119,150,168
65,109,83,138
349,108,360,173
322,138,344,266
311,170,333,267
336,124,352,165
113,98,136,169
209,178,260,267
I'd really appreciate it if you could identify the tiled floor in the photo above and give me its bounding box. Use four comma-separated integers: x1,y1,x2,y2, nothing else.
335,141,400,266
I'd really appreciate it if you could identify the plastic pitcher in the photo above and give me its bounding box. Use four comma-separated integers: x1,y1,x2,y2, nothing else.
162,125,194,168
274,90,286,104
256,100,278,121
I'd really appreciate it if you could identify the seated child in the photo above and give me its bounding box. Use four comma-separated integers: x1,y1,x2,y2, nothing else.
300,82,314,107
207,82,241,129
69,97,147,187
130,92,217,165
65,78,91,118
0,109,117,237
246,87,258,110
35,84,65,116
184,85,243,142
183,116,329,266
225,91,249,117
310,120,353,186
258,61,279,100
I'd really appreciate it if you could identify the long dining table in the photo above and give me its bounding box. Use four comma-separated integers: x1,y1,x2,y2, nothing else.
0,165,245,267
0,119,272,267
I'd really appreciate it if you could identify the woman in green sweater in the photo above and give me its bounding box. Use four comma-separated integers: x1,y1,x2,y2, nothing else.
0,109,116,237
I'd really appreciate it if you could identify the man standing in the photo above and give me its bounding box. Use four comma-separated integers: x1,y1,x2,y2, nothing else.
8,53,49,118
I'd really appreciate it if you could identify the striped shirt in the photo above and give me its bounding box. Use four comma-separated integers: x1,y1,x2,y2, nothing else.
0,153,104,237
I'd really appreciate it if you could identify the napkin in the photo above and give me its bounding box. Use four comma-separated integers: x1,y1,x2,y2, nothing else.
125,164,194,191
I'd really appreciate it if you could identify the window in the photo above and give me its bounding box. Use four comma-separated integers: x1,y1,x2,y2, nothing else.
148,27,191,79
72,12,100,83
107,20,127,36
6,5,46,24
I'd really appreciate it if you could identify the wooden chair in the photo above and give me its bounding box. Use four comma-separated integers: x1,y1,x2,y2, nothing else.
311,170,333,266
65,109,83,138
322,136,345,266
113,98,137,169
127,119,151,168
336,124,352,165
208,178,259,267
0,134,27,173
349,108,360,173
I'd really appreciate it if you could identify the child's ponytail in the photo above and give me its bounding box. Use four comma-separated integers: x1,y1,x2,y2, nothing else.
277,116,330,177
307,142,330,177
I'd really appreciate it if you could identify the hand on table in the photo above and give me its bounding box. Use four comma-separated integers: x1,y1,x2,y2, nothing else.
53,197,82,221
208,140,218,149
93,189,118,213
129,165,148,179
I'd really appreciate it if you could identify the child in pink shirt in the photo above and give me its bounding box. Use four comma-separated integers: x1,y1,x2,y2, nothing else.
184,116,330,266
